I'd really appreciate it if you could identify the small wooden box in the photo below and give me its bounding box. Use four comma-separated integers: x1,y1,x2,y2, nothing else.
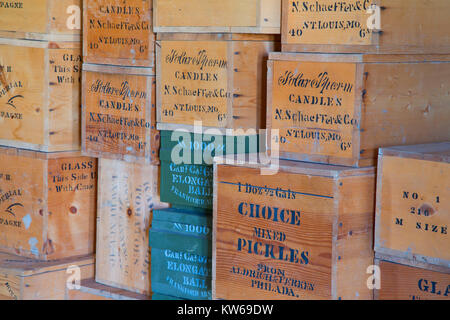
83,0,155,67
0,38,82,152
95,158,168,295
156,33,279,132
375,143,450,269
154,0,281,34
160,160,213,210
267,53,450,167
0,0,81,41
282,0,450,54
81,63,159,164
159,130,261,210
374,253,450,300
0,147,97,260
0,252,94,300
213,158,375,300
66,278,151,300
150,207,212,300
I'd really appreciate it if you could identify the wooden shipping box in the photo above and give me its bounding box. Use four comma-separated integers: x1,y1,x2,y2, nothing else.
66,278,151,300
213,157,376,300
95,158,168,295
150,207,212,300
154,0,281,34
374,142,450,269
83,0,155,67
267,52,450,167
0,0,81,41
0,38,82,152
0,252,94,300
156,33,280,132
374,253,450,300
82,63,159,164
160,130,261,210
282,0,450,54
0,147,97,260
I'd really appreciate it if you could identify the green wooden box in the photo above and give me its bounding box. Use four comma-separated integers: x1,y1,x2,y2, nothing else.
159,130,261,209
150,207,212,300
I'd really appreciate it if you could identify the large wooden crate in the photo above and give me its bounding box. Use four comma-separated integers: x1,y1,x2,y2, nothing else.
267,53,450,167
0,252,94,300
150,207,212,300
0,0,81,41
374,143,450,269
0,147,97,260
83,0,155,67
66,278,151,300
213,158,376,300
95,158,169,295
154,0,281,34
156,33,280,132
282,0,450,54
0,38,82,152
82,63,159,164
374,253,450,300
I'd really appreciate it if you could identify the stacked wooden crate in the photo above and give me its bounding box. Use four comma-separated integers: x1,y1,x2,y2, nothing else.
0,0,97,300
77,0,169,299
374,143,449,300
213,0,450,300
150,0,282,300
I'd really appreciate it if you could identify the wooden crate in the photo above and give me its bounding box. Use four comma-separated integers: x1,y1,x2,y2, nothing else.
282,0,450,54
152,293,183,300
374,253,450,300
0,147,97,260
81,63,159,164
156,33,280,132
150,207,212,300
0,38,82,152
0,252,94,300
267,53,450,167
154,0,281,34
95,158,169,295
374,143,450,269
83,0,155,67
160,130,261,210
66,278,151,300
213,158,376,300
0,0,81,41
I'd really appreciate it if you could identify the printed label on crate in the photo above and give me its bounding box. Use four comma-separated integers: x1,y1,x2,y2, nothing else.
378,261,450,300
285,0,375,45
151,248,212,300
161,162,213,209
101,168,157,280
0,45,46,145
271,60,357,158
215,166,335,299
85,0,152,64
378,156,449,261
83,71,152,158
160,41,231,127
49,49,82,87
0,0,47,33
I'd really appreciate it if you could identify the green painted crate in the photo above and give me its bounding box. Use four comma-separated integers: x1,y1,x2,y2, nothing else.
160,130,261,209
150,207,212,300
152,293,184,300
